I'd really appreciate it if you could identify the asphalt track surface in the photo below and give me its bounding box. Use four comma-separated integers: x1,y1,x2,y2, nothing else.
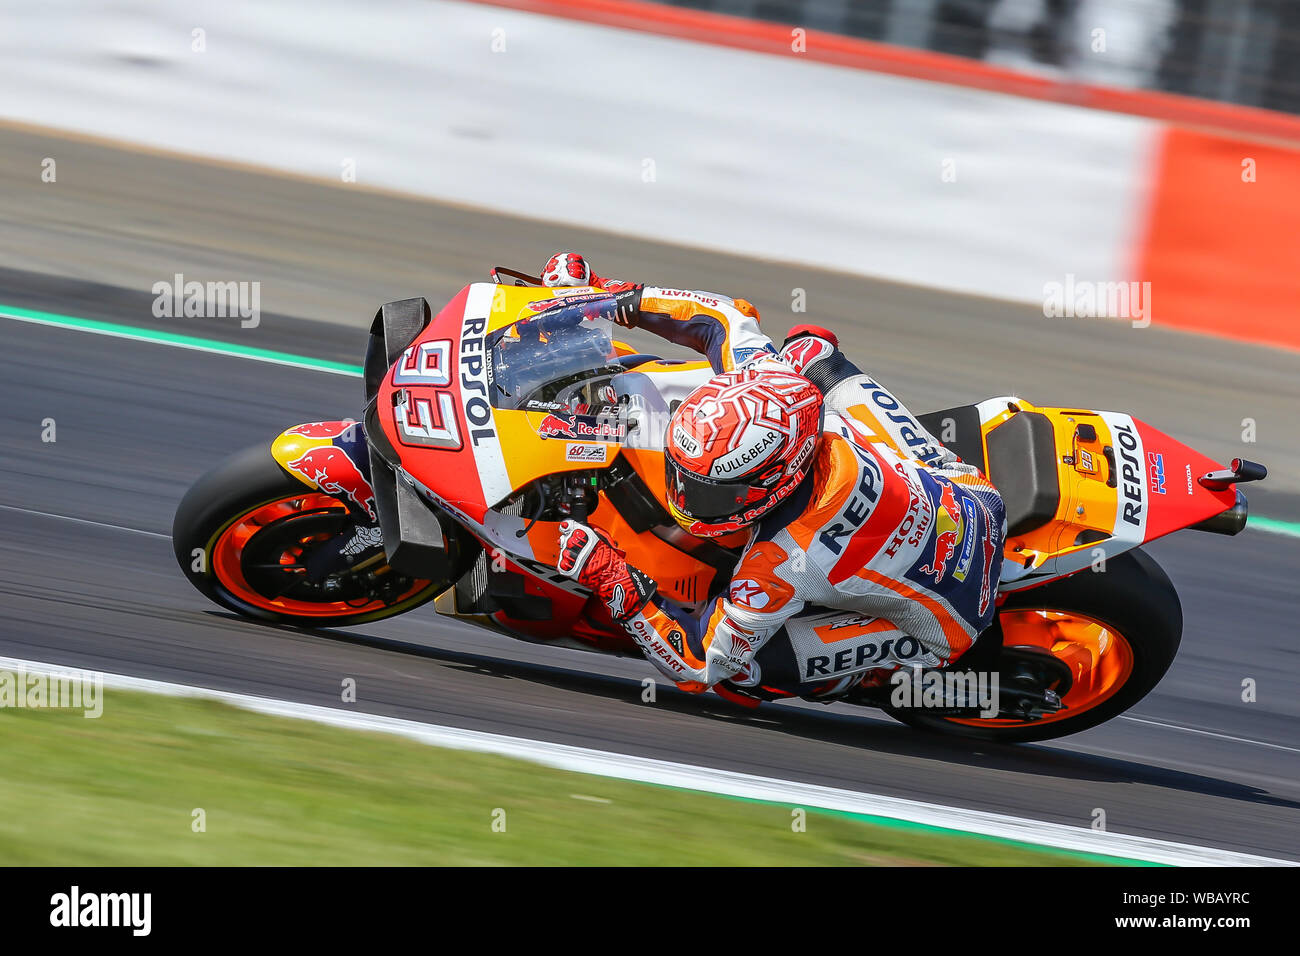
1,125,1298,861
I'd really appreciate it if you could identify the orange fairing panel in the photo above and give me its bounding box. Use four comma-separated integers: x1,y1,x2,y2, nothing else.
982,399,1239,588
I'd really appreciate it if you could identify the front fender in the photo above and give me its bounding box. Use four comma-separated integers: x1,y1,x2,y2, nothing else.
269,420,375,521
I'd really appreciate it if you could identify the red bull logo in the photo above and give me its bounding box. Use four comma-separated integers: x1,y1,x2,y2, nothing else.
920,483,964,583
286,420,357,440
537,414,577,439
286,446,375,520
536,406,626,443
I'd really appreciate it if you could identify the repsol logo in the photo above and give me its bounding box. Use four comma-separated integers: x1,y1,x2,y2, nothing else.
1114,421,1144,527
805,635,922,677
856,379,943,464
817,443,884,555
459,315,496,447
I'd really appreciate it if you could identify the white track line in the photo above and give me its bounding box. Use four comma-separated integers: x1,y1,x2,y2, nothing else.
2,656,1292,866
1119,715,1300,755
0,503,169,539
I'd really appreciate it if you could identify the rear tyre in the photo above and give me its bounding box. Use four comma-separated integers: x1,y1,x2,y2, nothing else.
889,548,1181,743
173,443,458,627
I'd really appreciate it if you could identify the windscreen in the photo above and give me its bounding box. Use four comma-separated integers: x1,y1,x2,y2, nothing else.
488,295,625,410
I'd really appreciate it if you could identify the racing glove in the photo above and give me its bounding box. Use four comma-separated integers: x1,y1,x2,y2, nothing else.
556,520,656,623
601,285,643,328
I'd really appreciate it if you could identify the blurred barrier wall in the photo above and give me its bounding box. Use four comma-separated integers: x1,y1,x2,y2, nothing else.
1,0,1296,348
546,0,1300,116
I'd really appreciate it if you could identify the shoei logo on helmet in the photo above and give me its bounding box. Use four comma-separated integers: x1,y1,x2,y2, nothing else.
672,424,701,458
786,434,818,476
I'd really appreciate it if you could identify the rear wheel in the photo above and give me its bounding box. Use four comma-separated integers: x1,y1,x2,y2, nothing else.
173,443,458,627
889,549,1181,742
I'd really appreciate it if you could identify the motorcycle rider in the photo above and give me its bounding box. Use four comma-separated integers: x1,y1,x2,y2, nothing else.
538,252,1007,702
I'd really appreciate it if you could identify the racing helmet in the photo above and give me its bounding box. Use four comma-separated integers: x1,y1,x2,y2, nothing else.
664,361,824,538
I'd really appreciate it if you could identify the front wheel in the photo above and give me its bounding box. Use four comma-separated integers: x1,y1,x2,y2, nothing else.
173,443,456,627
889,548,1182,743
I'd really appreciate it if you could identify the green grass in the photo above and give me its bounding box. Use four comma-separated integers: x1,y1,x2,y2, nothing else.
0,690,1115,865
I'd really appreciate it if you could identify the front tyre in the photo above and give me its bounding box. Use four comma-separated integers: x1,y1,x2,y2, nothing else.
890,548,1181,743
173,443,451,627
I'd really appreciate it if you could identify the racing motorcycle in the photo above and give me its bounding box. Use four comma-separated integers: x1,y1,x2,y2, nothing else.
172,269,1266,742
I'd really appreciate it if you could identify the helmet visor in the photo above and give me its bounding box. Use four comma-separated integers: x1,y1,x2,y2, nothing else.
665,454,760,521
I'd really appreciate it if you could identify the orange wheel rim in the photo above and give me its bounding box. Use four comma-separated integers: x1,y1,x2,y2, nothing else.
948,609,1135,727
210,493,432,618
